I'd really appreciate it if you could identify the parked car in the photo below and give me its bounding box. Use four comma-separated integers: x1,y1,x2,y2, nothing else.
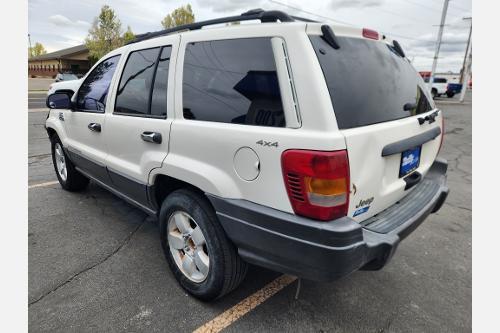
424,77,448,98
45,9,448,300
446,83,463,98
47,78,83,99
55,73,79,82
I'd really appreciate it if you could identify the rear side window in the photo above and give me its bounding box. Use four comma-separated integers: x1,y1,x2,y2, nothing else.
76,55,120,112
115,48,160,116
182,38,285,127
310,36,433,129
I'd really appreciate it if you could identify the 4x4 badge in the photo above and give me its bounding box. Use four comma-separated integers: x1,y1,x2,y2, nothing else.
256,140,278,148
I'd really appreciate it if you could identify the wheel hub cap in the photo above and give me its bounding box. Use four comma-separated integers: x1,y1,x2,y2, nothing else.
54,143,67,181
167,211,210,283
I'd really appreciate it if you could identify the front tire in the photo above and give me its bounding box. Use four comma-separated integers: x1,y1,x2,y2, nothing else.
50,135,89,191
431,89,437,99
446,91,455,98
159,189,247,301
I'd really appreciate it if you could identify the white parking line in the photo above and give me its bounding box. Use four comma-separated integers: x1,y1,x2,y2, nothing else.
28,181,59,189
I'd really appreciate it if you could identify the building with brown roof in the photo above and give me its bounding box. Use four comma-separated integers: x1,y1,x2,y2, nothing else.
28,44,90,78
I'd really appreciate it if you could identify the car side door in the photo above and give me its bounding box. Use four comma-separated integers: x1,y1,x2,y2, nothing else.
103,37,178,210
64,54,121,184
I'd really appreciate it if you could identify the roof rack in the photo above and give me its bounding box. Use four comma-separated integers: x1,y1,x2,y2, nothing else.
128,8,315,44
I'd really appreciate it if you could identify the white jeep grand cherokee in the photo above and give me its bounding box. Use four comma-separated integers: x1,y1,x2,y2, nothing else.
45,9,449,300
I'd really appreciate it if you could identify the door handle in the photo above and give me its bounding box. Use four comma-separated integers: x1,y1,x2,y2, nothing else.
88,123,101,132
141,131,162,144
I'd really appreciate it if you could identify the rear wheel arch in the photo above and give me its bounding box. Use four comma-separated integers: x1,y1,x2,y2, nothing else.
151,174,208,213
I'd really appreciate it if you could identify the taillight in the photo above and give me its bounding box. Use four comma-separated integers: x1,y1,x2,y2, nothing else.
281,150,350,221
362,28,379,40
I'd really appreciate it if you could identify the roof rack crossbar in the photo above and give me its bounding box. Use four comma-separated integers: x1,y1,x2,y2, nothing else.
128,9,295,44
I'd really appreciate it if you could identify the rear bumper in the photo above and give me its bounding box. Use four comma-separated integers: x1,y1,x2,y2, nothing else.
207,158,449,282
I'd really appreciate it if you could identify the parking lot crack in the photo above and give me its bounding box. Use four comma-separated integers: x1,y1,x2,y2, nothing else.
28,217,148,307
444,202,472,212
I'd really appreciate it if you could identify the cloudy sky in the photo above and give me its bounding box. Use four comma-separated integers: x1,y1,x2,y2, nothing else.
28,0,471,72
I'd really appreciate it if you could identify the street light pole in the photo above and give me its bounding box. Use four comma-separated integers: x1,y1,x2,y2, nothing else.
28,33,33,58
459,17,472,83
428,0,450,91
459,38,472,103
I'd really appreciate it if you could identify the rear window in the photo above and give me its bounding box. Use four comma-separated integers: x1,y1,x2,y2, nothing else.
310,36,433,129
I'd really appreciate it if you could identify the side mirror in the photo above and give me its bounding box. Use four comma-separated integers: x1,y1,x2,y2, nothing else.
46,93,72,109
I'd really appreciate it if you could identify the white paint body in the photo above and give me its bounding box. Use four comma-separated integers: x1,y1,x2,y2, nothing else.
46,22,443,222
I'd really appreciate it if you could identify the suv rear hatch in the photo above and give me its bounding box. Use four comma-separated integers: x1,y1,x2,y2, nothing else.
309,28,443,222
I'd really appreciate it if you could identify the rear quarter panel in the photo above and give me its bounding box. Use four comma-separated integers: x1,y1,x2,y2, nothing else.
150,24,346,213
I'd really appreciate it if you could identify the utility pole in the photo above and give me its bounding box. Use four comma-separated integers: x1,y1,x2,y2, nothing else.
428,0,450,91
28,33,33,58
459,38,472,102
459,17,472,83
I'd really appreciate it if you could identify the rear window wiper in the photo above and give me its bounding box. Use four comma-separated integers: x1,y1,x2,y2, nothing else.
321,25,340,49
393,40,406,58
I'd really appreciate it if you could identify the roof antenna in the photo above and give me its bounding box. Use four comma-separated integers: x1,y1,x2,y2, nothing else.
321,25,340,49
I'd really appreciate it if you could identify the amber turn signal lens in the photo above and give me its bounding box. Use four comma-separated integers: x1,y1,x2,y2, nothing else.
305,177,347,196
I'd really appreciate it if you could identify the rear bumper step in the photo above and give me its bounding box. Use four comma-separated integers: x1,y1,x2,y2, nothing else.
207,158,448,282
361,172,446,234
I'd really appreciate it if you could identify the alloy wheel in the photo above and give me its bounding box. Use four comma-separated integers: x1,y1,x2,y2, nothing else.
167,211,210,283
54,143,67,181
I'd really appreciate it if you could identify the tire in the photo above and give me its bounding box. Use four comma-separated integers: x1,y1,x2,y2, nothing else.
431,89,437,99
50,135,89,191
159,189,247,301
446,91,455,98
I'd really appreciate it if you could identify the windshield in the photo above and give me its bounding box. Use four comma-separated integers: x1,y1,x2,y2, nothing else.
62,74,78,81
310,35,434,129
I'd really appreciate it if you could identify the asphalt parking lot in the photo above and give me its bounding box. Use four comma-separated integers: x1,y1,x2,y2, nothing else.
28,93,472,332
29,92,48,109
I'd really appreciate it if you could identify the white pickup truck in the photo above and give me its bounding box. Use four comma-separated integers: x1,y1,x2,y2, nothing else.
424,77,448,98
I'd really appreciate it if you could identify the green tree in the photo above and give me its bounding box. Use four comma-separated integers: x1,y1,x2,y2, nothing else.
161,4,195,29
85,5,123,61
122,25,135,44
29,42,47,58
